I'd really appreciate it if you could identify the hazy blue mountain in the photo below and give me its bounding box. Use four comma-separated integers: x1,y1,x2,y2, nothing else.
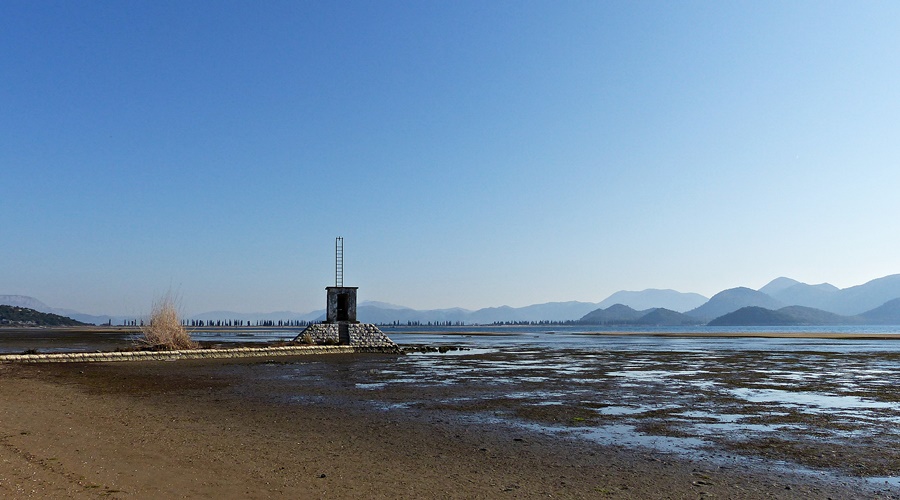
0,294,113,325
757,278,840,310
709,305,859,326
580,304,646,324
635,308,703,326
189,301,600,325
58,312,114,326
596,289,707,313
686,287,784,321
755,274,900,316
757,277,803,296
500,301,601,322
465,301,601,323
580,305,701,326
857,298,900,325
12,272,900,327
770,283,839,310
775,305,858,325
0,295,52,311
190,309,324,323
357,305,471,324
708,306,799,326
358,301,416,310
827,274,900,316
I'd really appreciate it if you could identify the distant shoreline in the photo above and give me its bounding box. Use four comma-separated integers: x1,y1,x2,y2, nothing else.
393,330,900,340
3,325,900,340
574,330,900,340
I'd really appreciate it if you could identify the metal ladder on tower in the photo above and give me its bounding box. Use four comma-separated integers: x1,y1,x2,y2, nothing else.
335,236,344,287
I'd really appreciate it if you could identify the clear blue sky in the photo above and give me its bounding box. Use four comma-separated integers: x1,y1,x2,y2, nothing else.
3,1,899,315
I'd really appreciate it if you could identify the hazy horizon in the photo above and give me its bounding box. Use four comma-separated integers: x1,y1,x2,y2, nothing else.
3,2,899,316
8,273,900,318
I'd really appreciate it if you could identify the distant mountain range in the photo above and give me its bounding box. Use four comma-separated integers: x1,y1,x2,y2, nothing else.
5,273,900,326
594,289,708,312
708,299,900,326
685,287,785,321
753,275,900,316
579,304,703,326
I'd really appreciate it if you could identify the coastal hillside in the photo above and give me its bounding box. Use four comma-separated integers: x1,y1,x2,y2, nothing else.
708,306,855,326
830,274,900,315
579,304,646,324
579,304,703,326
0,294,108,325
757,277,804,296
594,289,708,313
755,274,900,316
465,301,602,324
707,307,797,326
776,306,858,325
758,279,840,311
637,308,703,326
686,287,784,321
707,300,900,326
0,305,86,327
857,298,900,324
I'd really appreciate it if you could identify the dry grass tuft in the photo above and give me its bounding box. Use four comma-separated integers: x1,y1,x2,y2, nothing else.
140,293,197,350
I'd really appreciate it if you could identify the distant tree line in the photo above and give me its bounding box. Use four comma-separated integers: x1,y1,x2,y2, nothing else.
184,319,315,327
489,320,582,326
375,320,583,327
118,319,317,328
114,318,584,328
376,320,468,327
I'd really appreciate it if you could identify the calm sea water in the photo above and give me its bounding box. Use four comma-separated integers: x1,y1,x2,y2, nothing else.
192,324,900,352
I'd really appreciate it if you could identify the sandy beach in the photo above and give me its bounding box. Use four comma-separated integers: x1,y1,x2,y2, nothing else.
1,353,893,499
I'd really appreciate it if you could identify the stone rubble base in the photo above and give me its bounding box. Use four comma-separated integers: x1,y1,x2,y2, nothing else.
293,323,397,347
0,345,401,364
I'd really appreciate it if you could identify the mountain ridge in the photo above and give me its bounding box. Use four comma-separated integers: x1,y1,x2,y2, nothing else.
708,300,900,326
579,304,703,326
686,287,785,321
595,289,707,312
6,272,900,325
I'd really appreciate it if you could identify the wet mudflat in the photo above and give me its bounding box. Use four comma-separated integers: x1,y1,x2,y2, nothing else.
232,336,900,488
3,326,900,495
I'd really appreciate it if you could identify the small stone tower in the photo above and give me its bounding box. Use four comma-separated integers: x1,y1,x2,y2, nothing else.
325,237,358,323
325,236,359,323
293,238,397,349
326,286,358,323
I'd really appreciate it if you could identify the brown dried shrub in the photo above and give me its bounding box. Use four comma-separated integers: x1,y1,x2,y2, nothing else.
140,293,197,350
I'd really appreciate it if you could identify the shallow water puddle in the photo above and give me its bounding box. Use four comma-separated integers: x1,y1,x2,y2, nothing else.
730,387,895,411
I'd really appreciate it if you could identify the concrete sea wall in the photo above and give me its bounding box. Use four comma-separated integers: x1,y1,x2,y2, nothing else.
0,345,400,364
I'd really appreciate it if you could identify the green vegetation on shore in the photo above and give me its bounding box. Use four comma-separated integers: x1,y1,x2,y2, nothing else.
0,305,86,327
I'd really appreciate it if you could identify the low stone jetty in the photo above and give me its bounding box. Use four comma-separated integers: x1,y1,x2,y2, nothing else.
293,322,398,347
0,345,400,364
